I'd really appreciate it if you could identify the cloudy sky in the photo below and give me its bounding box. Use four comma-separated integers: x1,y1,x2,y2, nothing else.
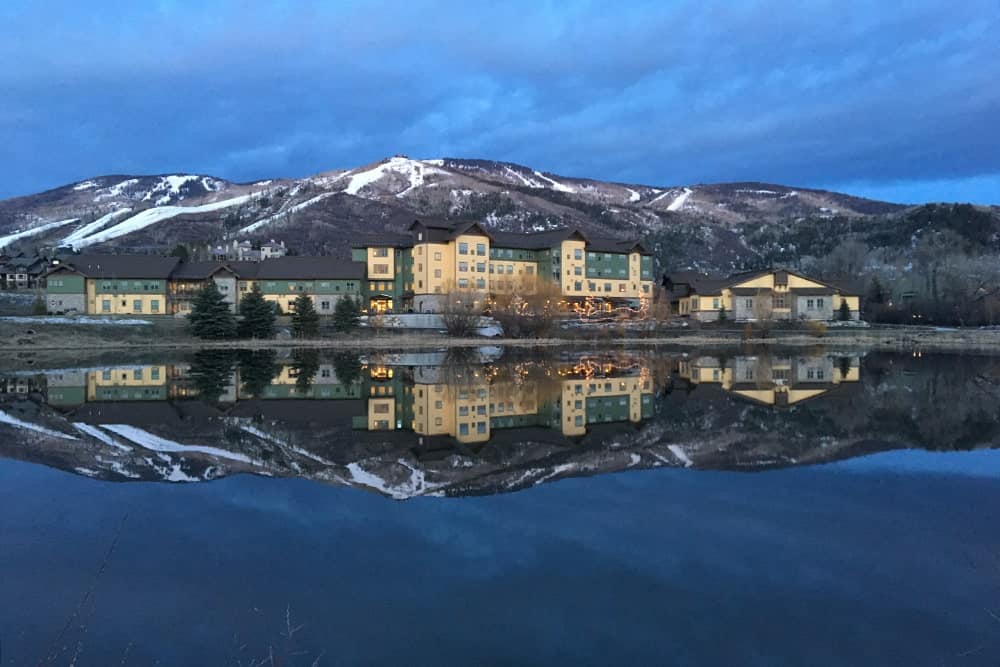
2,0,998,203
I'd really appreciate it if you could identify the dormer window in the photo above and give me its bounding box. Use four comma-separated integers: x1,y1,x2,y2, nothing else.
417,232,423,241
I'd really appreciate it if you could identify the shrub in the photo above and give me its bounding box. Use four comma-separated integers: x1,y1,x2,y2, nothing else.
806,320,828,337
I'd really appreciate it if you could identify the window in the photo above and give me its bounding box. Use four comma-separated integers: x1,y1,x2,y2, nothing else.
525,266,534,275
102,370,112,381
507,264,513,274
458,278,469,288
642,284,650,293
574,415,584,427
574,281,582,291
150,300,160,313
477,422,487,434
574,249,583,260
619,284,626,293
817,369,825,380
434,269,441,278
574,266,582,275
496,265,504,275
433,251,442,260
476,278,486,289
477,405,486,416
458,262,468,272
134,369,143,381
476,243,486,256
321,300,331,310
373,264,389,274
435,400,443,409
745,298,753,309
151,368,160,380
807,299,814,309
817,298,825,308
605,283,612,293
458,242,469,255
476,262,485,273
712,298,720,309
692,297,700,310
774,293,787,308
133,300,142,312
459,423,469,436
417,232,423,241
434,417,443,426
373,248,388,257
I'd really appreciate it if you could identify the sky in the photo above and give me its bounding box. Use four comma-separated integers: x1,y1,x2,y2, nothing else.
1,0,998,204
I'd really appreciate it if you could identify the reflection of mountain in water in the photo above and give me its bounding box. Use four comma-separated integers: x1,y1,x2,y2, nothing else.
1,349,999,498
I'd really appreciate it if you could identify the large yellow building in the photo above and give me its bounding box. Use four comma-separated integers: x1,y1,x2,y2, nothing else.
353,221,656,313
664,268,861,321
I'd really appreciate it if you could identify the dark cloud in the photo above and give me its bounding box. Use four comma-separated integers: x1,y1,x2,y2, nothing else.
1,0,997,202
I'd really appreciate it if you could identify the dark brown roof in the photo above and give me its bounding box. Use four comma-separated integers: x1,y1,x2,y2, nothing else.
170,261,241,280
252,256,364,280
490,229,582,250
57,254,180,279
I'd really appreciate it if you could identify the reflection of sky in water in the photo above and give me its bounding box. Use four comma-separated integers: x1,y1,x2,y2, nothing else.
829,449,1000,477
1,453,998,666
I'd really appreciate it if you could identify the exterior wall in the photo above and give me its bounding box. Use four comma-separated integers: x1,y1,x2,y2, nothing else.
89,279,168,316
794,295,833,320
559,239,588,299
244,279,360,315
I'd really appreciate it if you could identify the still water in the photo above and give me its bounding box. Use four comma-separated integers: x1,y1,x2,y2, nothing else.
1,347,999,665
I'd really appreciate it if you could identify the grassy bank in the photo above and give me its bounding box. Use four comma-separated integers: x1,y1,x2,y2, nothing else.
2,318,1000,360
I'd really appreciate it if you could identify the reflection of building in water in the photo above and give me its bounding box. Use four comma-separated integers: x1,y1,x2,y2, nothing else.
36,356,656,442
677,354,860,406
368,359,654,442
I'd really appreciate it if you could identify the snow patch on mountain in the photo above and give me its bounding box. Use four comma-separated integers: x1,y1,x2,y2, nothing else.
341,157,446,197
240,192,335,234
667,187,694,211
61,208,132,246
102,424,254,463
93,178,140,202
0,218,79,249
626,188,640,203
0,409,78,440
532,171,575,193
142,175,200,204
70,194,253,248
73,180,98,191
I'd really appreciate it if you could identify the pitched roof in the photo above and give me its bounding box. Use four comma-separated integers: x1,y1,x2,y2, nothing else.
56,254,181,279
252,256,364,280
170,261,241,280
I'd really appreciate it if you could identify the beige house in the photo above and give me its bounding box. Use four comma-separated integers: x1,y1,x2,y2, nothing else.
664,269,861,322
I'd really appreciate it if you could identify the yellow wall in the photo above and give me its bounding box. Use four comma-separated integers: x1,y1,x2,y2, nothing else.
87,365,168,399
559,239,588,297
367,247,395,280
88,283,166,315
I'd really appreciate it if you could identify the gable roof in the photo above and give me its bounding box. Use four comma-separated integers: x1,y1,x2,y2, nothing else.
55,254,181,279
252,256,364,280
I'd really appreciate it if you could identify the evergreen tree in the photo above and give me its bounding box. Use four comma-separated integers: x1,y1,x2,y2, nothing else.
291,293,320,338
291,348,320,393
238,349,279,397
333,295,361,333
238,284,276,338
718,304,728,322
170,244,190,263
189,349,236,402
32,295,47,315
867,275,886,305
332,351,362,386
838,300,851,321
188,282,237,339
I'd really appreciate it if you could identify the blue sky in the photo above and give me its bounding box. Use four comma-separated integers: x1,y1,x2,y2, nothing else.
2,0,998,203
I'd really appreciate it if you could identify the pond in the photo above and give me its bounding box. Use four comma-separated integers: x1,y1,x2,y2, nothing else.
1,347,999,665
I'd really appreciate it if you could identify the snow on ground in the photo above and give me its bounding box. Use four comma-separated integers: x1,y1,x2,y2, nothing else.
238,423,335,465
346,459,445,500
70,194,253,248
73,423,132,451
423,158,445,166
0,316,151,325
0,218,79,249
505,166,540,188
101,424,253,463
143,175,200,204
61,208,132,246
73,180,98,191
666,187,693,211
240,192,335,234
0,409,78,440
342,157,446,197
93,178,140,202
735,189,780,195
668,444,694,467
626,188,640,203
532,171,576,193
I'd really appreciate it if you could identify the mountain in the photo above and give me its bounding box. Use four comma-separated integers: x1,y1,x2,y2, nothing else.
2,156,998,278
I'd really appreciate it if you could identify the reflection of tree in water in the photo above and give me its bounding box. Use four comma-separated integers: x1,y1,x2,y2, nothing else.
291,349,320,393
332,351,362,386
238,349,280,397
189,350,237,402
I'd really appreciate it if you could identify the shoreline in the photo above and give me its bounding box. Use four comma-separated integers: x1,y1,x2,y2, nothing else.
4,324,1000,354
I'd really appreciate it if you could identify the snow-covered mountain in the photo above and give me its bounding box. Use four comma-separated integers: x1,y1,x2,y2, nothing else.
0,156,916,267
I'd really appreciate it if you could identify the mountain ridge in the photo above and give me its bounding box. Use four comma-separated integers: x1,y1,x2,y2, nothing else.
1,156,996,274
